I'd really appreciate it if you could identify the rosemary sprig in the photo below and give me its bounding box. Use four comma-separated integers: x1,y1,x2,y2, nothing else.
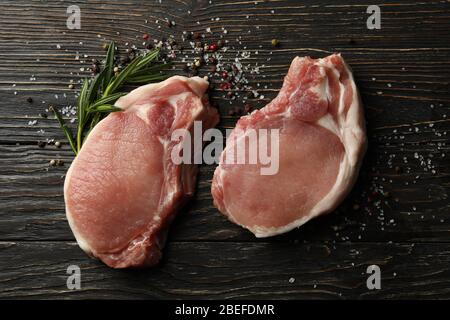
49,106,77,154
51,41,169,155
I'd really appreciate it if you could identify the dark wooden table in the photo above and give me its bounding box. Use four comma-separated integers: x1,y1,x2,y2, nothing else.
0,0,449,299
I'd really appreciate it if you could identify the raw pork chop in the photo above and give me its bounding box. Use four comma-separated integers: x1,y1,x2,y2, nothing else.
212,54,366,237
65,76,219,268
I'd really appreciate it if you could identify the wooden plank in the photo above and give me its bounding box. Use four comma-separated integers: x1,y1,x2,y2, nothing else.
0,1,449,243
1,119,449,242
1,241,450,299
0,0,449,299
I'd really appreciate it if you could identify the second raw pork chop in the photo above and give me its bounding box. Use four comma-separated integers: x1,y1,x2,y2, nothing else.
64,76,219,268
212,54,366,237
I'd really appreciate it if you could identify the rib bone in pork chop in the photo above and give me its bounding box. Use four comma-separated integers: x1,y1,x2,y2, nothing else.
64,76,219,268
212,54,366,237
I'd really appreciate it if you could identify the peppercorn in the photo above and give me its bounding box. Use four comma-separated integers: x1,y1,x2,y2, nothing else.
102,43,109,51
55,141,61,148
271,39,280,47
49,159,56,166
39,112,47,119
193,32,201,39
56,159,64,166
195,41,202,48
143,33,150,40
227,91,233,98
37,141,46,148
145,42,154,50
26,97,33,103
220,82,231,90
120,55,131,64
208,56,217,64
217,40,223,48
186,33,192,40
68,84,74,89
91,64,99,74
246,91,255,98
209,43,218,52
194,59,202,68
244,104,253,113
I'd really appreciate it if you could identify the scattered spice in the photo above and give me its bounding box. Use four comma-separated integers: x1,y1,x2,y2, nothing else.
208,43,218,52
244,104,253,113
91,63,99,74
37,141,46,148
271,38,280,47
26,97,33,103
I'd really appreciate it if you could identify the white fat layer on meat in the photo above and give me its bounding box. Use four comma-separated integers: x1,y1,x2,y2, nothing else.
244,55,366,238
64,165,93,255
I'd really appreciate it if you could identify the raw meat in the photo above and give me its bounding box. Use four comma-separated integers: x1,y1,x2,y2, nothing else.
64,76,219,268
212,54,366,237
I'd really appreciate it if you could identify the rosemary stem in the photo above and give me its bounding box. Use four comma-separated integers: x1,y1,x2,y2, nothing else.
49,106,78,155
76,122,83,154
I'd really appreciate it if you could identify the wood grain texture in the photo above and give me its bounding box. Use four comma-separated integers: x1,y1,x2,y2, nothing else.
1,241,450,299
0,0,449,299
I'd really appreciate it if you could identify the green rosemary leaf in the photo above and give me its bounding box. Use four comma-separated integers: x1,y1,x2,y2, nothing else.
77,79,90,153
90,92,126,109
88,68,107,103
128,63,172,78
89,104,122,113
126,73,168,84
103,55,143,96
49,106,77,155
135,48,160,69
102,41,116,92
77,79,90,126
